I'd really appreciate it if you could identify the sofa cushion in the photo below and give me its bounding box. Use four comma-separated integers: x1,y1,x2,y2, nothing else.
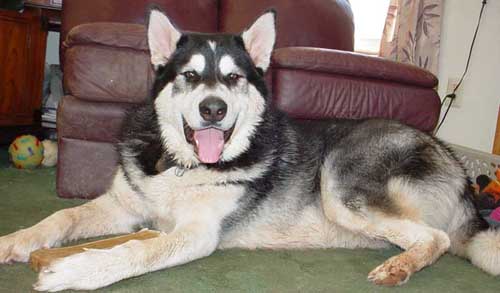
57,95,132,143
57,137,118,199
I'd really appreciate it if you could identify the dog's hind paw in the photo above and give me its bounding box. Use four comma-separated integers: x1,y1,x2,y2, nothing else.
367,255,413,286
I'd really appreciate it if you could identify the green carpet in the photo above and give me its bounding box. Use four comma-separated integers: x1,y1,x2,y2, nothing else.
0,150,499,292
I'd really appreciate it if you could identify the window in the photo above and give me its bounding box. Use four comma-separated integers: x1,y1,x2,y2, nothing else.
350,0,391,55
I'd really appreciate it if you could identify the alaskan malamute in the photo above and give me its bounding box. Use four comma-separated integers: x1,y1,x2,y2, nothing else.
1,8,499,291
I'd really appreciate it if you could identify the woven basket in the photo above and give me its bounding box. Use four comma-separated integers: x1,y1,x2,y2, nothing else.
451,144,500,179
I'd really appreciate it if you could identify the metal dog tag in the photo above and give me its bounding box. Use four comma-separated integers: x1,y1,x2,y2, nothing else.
175,166,186,177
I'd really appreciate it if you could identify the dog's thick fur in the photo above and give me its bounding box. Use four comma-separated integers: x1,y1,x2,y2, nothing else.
1,8,499,291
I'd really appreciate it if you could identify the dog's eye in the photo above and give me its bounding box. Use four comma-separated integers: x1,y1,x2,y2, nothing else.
182,71,200,82
226,73,241,82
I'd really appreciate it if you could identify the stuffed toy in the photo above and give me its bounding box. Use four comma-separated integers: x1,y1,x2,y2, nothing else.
473,169,500,210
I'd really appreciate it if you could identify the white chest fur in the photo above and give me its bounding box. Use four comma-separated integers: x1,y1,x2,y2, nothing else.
135,167,245,232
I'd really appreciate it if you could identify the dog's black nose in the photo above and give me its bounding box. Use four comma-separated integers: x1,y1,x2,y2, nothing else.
199,97,227,122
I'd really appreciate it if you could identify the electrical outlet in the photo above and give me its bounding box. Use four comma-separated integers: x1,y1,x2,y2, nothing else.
444,78,462,107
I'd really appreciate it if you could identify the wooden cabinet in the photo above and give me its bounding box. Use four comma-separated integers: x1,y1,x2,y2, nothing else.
0,7,48,126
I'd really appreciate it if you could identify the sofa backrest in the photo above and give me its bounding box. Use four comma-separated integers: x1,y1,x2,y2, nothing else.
60,0,354,63
60,0,219,63
218,0,354,51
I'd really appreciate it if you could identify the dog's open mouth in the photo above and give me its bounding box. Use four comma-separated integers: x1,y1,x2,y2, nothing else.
184,119,235,164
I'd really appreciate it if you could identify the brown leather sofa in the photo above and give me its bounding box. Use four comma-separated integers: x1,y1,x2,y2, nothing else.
57,0,440,199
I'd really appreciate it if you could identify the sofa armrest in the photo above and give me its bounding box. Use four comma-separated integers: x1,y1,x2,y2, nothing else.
63,23,153,104
270,47,441,132
64,22,148,51
271,47,438,88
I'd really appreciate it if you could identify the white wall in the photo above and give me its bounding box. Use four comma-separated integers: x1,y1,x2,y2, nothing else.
437,0,500,153
45,32,60,65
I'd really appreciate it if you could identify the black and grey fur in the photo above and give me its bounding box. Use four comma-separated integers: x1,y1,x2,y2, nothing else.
0,8,498,291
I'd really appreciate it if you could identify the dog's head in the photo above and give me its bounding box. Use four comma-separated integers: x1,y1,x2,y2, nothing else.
147,8,276,167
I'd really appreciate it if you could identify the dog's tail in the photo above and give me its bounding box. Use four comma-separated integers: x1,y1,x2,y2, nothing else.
466,226,500,276
449,192,500,276
448,184,500,276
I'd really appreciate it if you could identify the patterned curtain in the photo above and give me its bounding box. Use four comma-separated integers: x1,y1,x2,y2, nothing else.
379,0,443,75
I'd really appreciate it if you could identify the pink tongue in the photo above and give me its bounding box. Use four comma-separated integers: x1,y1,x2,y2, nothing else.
194,128,225,164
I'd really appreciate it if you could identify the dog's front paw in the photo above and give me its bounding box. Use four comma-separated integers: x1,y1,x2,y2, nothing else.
33,247,127,292
0,230,46,263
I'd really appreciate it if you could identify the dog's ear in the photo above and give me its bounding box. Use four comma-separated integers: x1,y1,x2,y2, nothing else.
241,10,276,72
147,9,181,68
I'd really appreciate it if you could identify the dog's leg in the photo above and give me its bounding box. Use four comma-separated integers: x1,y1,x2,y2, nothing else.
321,170,450,286
323,195,450,285
34,222,219,291
364,220,449,285
0,169,143,263
33,174,243,292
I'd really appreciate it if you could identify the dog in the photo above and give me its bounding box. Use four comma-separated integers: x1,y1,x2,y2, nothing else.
1,8,499,291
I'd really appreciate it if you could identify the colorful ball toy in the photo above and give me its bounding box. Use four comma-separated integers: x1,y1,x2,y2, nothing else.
8,135,44,169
